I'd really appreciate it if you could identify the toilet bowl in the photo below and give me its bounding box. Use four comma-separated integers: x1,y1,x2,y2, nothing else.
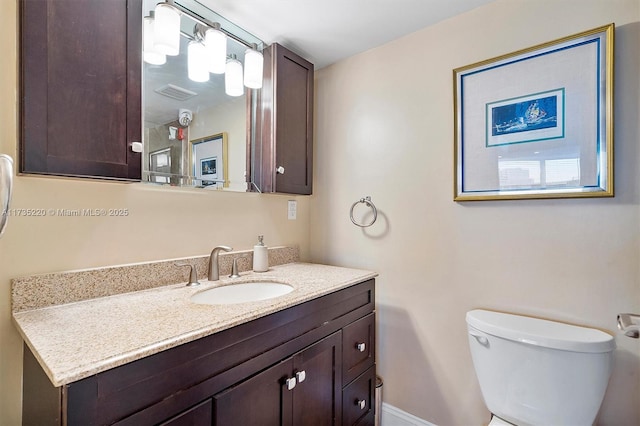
466,309,615,426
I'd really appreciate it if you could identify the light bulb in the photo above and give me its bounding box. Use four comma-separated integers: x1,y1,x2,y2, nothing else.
205,27,227,74
188,41,209,83
143,13,166,65
243,47,263,89
225,56,244,97
153,3,181,56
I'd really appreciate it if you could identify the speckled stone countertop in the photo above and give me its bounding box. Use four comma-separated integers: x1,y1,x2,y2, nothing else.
13,262,377,387
12,246,299,312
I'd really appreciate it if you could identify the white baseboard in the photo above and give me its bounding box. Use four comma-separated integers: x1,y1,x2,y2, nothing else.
380,402,436,426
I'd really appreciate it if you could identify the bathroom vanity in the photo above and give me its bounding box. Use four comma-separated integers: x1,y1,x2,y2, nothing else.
13,259,376,425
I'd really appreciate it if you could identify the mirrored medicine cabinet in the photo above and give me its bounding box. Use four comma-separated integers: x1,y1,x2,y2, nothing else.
20,0,312,194
142,0,264,192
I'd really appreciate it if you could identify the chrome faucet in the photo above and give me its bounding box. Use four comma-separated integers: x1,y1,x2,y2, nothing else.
208,245,232,280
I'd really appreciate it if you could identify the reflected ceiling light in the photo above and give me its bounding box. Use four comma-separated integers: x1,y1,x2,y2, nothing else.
143,12,166,65
243,45,263,89
188,41,209,82
206,24,227,74
225,55,244,97
154,2,181,56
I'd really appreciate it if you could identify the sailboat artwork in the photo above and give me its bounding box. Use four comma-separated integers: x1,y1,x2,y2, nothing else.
491,94,558,136
484,88,565,148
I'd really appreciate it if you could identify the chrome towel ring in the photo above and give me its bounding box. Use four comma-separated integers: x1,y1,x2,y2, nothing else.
350,196,377,227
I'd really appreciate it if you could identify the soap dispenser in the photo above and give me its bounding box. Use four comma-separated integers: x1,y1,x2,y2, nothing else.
253,235,269,272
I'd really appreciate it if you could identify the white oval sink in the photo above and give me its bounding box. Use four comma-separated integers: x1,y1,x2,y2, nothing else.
191,282,294,305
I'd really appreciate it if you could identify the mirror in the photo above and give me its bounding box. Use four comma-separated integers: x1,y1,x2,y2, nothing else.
141,0,264,192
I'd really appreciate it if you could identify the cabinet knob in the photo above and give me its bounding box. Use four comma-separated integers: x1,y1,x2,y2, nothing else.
285,377,296,391
356,342,366,352
296,370,306,383
356,399,366,410
130,141,143,153
276,166,285,174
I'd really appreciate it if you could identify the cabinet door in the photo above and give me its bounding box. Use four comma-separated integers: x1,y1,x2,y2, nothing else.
214,359,293,426
159,399,212,426
257,43,314,195
20,0,142,180
292,332,342,425
214,332,341,426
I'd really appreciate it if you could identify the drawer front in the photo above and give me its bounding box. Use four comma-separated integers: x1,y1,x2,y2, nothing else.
342,366,375,426
343,313,375,384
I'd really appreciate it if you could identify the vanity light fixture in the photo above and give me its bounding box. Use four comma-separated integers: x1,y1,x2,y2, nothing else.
143,12,166,65
187,41,209,83
225,54,244,97
205,24,227,74
243,44,263,89
153,2,181,56
150,1,263,93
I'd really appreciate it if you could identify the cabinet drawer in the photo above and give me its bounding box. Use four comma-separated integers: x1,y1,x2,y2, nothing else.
343,313,375,384
342,366,375,426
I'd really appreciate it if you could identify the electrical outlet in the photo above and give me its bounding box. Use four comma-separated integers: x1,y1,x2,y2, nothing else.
288,200,297,220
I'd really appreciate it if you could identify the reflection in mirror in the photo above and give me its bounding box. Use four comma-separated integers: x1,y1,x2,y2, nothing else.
190,133,228,189
141,0,264,192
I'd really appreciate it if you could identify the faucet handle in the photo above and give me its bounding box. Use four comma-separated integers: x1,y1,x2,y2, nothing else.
175,263,200,287
230,255,251,278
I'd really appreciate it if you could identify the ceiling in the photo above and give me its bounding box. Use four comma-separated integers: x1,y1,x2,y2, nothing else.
197,0,496,69
144,0,496,126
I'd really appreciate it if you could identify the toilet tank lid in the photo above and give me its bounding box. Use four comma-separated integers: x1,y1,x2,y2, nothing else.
466,310,615,353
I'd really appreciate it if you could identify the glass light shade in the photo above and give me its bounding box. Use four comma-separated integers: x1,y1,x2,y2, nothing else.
243,48,263,89
153,3,181,56
225,56,244,97
205,28,227,74
188,41,209,83
143,15,166,65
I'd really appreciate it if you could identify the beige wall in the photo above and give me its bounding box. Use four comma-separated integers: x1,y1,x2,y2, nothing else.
0,2,310,424
312,0,640,424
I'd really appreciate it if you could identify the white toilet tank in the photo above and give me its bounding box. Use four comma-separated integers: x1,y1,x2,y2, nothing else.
466,310,615,426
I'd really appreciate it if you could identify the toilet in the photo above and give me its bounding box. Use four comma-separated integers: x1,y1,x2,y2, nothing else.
466,309,615,426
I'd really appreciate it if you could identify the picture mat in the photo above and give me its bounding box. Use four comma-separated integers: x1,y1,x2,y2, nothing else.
461,40,599,192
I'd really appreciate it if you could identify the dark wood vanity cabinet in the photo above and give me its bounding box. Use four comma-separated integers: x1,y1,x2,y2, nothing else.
23,280,375,426
20,0,142,180
254,43,314,195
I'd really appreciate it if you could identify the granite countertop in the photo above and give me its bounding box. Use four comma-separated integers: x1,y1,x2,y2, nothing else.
13,262,377,387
